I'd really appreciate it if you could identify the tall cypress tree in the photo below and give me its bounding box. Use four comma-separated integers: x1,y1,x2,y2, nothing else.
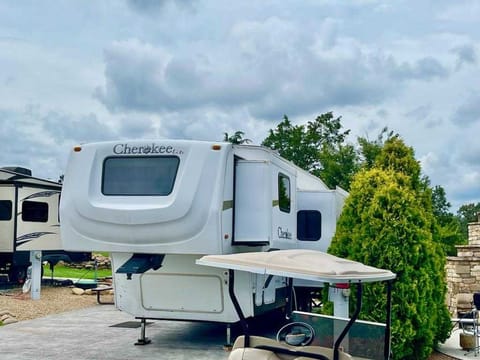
329,138,450,359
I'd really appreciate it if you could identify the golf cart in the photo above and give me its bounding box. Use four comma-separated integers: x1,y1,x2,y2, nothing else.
197,249,396,360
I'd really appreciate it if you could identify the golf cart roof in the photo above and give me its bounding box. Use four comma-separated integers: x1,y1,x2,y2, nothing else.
197,249,396,283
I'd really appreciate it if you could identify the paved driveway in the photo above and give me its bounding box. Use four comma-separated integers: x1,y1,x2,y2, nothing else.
0,305,231,360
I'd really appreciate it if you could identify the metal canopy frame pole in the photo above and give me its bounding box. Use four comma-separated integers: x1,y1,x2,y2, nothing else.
334,283,363,360
287,277,294,319
228,269,250,347
384,280,393,360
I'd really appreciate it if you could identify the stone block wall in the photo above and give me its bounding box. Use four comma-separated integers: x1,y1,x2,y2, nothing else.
446,217,480,315
468,222,480,245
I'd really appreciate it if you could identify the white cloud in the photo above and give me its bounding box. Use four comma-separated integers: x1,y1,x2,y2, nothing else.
398,57,448,80
451,94,480,126
437,1,480,23
0,105,121,180
95,39,173,112
96,16,452,124
127,0,196,14
451,44,477,70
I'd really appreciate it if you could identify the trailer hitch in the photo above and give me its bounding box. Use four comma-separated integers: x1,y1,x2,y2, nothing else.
116,254,165,280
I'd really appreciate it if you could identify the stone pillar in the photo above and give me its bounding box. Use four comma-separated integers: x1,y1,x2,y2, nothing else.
468,213,480,246
446,213,480,315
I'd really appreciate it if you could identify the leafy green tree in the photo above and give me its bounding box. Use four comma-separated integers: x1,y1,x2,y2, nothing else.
457,202,480,240
431,185,451,220
262,112,354,189
223,131,252,144
328,138,451,360
262,115,320,172
431,185,465,255
317,143,358,190
435,219,464,256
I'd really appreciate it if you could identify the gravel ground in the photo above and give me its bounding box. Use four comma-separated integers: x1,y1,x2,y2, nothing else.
0,286,108,322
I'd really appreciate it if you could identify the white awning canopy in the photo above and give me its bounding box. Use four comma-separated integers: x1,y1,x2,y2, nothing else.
196,249,396,284
0,168,61,189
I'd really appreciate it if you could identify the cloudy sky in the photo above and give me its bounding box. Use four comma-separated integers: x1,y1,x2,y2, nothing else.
0,0,479,211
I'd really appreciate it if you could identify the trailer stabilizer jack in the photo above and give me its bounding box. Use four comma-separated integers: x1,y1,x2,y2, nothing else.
134,318,151,346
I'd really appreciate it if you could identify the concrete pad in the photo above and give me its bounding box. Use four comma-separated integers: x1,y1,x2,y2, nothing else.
5,304,470,360
0,305,229,359
437,328,479,359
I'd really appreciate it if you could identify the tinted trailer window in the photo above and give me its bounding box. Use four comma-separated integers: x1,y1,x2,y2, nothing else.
0,200,12,221
22,201,49,222
102,156,180,196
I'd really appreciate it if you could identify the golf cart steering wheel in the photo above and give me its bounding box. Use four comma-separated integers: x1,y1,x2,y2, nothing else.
276,322,315,347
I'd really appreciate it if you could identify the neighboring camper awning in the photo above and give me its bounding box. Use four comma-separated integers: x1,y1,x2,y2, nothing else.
196,249,396,283
0,169,61,189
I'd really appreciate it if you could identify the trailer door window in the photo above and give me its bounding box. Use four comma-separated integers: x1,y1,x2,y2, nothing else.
102,156,180,196
278,173,291,213
22,201,49,222
297,210,321,241
0,200,12,221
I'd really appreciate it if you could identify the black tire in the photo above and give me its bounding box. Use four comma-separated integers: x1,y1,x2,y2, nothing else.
9,266,28,284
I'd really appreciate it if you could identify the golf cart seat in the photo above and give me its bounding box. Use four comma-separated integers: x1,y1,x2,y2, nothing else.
230,335,353,360
229,347,281,360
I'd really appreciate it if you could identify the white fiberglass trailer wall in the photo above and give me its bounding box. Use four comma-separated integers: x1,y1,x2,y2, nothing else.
60,140,346,323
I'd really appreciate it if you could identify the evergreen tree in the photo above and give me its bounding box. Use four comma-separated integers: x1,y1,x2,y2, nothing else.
357,126,397,169
328,138,451,359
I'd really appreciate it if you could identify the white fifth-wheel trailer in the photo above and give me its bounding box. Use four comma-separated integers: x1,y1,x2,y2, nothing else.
60,140,347,329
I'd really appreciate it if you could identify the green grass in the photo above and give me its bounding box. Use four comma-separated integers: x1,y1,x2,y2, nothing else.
43,264,112,280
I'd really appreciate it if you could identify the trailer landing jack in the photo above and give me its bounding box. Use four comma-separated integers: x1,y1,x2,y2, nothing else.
134,318,151,345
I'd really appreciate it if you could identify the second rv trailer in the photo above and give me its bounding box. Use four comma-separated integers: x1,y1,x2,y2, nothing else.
60,140,346,323
0,167,90,283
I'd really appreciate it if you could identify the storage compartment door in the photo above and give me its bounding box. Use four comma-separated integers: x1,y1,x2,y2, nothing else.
233,161,271,245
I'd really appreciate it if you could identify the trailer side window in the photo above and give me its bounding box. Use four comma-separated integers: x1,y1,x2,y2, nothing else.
0,200,12,221
22,201,49,222
297,210,321,241
278,173,291,213
102,156,180,196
